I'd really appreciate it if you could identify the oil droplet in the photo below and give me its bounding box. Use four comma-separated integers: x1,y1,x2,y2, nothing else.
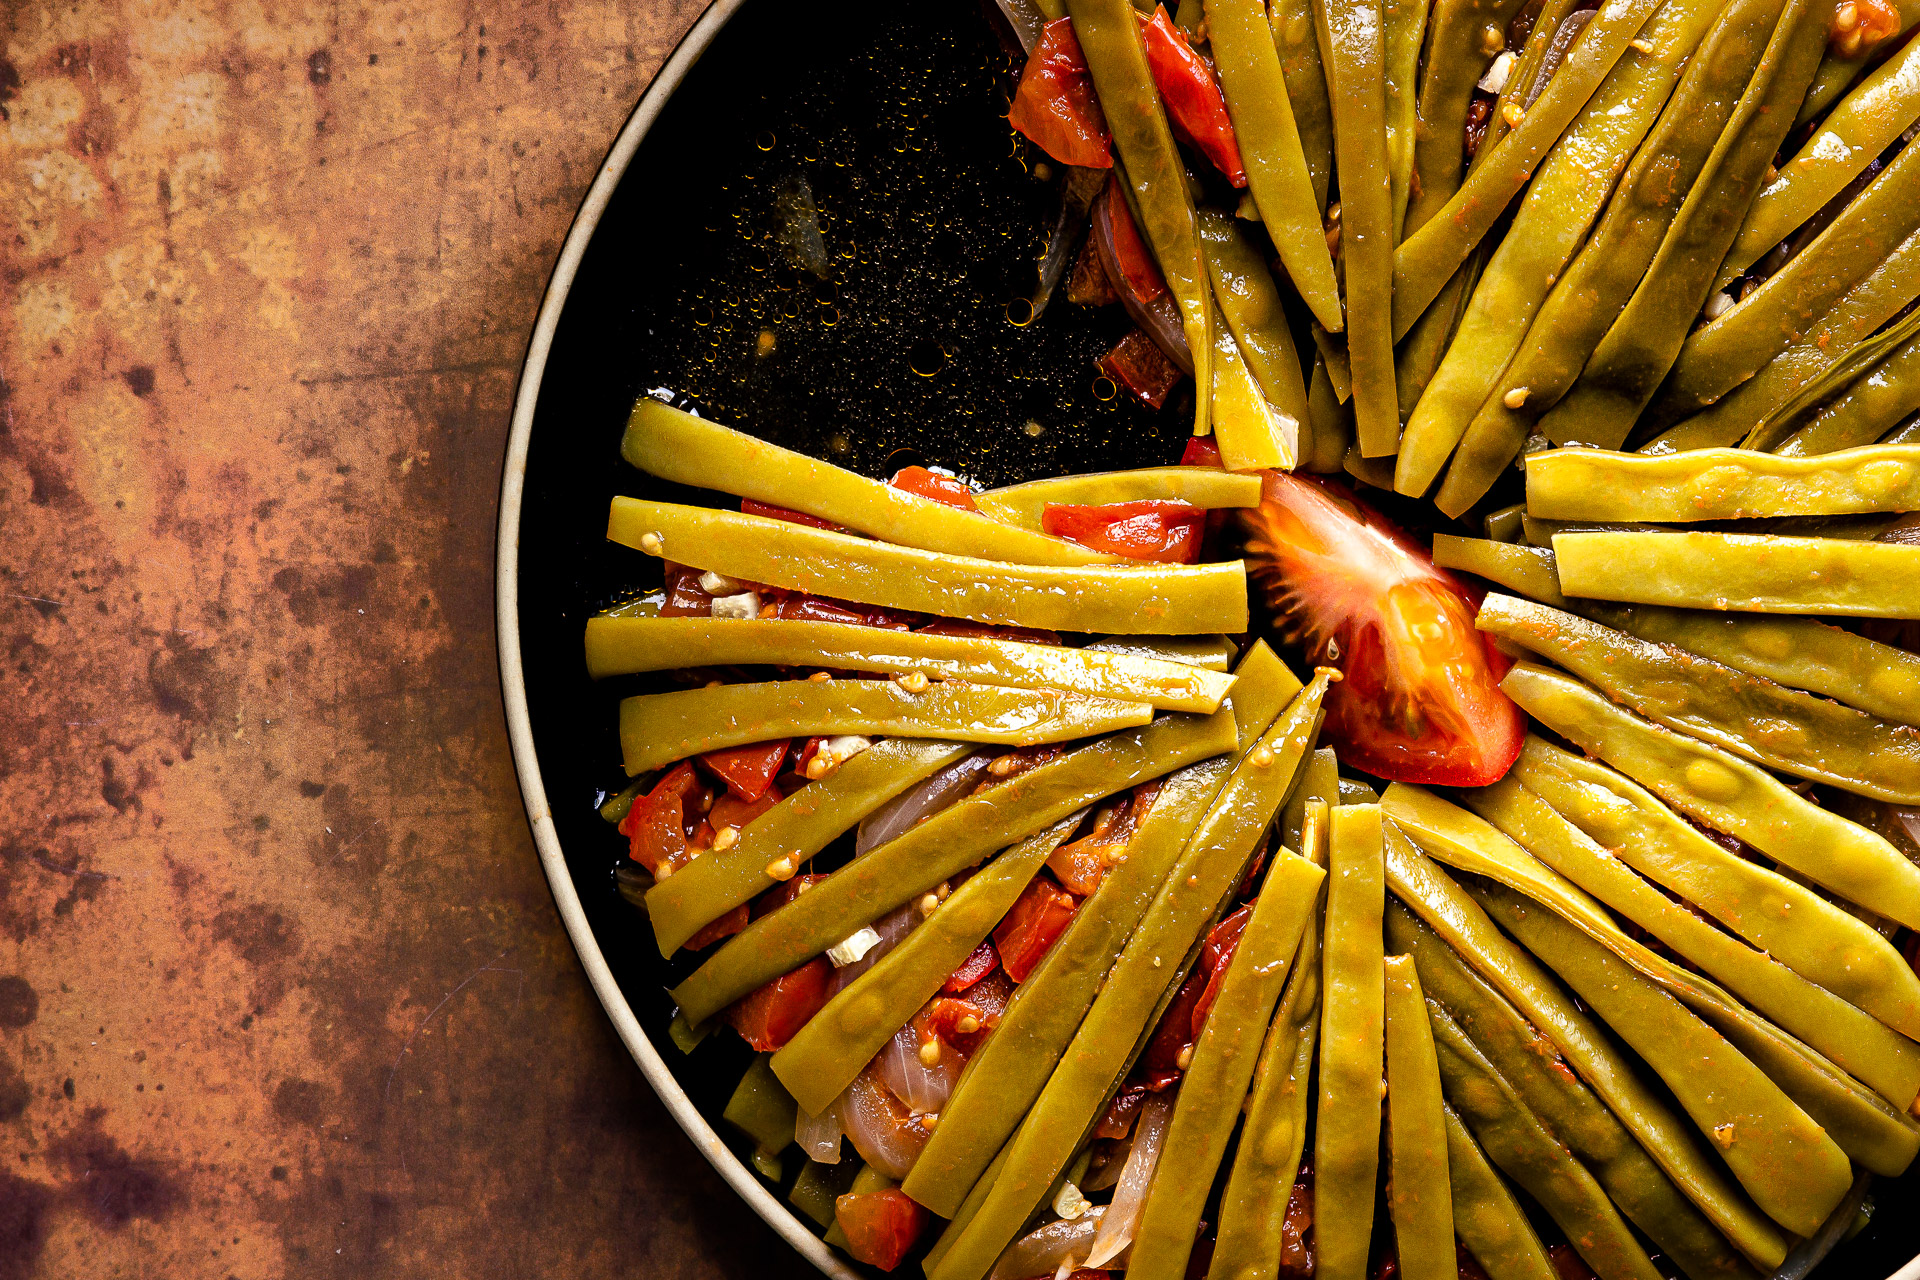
1092,376,1118,402
908,339,946,377
692,303,714,326
757,329,777,357
756,130,777,151
816,279,840,304
1023,420,1045,437
820,307,839,326
1005,297,1035,327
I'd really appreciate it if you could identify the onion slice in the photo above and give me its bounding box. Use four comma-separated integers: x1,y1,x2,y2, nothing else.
843,1067,930,1180
1083,1089,1175,1268
1091,185,1192,373
857,754,992,856
988,1207,1110,1280
795,1093,845,1163
875,1022,963,1114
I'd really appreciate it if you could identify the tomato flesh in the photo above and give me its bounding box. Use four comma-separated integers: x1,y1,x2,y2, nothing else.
834,1188,929,1272
741,498,840,530
1101,184,1170,304
889,465,978,511
1043,499,1205,563
992,874,1079,982
698,740,790,802
943,941,999,993
723,956,832,1052
1007,19,1114,169
1141,7,1247,186
620,762,704,875
1098,331,1183,409
1240,472,1525,786
1191,902,1252,1036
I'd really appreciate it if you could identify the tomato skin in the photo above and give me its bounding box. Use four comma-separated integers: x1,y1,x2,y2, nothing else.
1043,499,1205,563
683,904,749,951
1102,184,1170,304
1098,330,1183,409
1140,962,1207,1087
1141,7,1247,186
698,740,790,803
1181,435,1224,468
1241,471,1526,787
723,956,832,1052
1191,902,1253,1036
741,498,840,530
943,941,999,993
889,466,978,511
773,594,921,631
916,617,1063,646
620,762,705,875
834,1188,930,1272
992,875,1079,982
1008,19,1114,169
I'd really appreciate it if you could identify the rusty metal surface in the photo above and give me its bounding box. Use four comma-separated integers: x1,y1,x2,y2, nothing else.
0,1,799,1275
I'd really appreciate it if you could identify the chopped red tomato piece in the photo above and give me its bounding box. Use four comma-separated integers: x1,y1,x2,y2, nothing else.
1007,18,1113,169
1097,1084,1149,1139
944,941,1000,993
742,499,839,530
1043,499,1205,564
993,874,1079,982
684,904,749,951
659,565,717,618
975,744,1066,794
889,465,978,511
1103,185,1169,304
1242,472,1526,787
916,994,1002,1057
698,740,790,803
620,762,705,875
1181,435,1224,468
1547,1246,1599,1280
773,594,919,630
710,785,784,834
1192,902,1253,1036
916,617,1062,646
834,1188,930,1272
1141,962,1208,1088
1046,782,1159,894
1280,1169,1314,1277
1832,0,1901,56
1069,237,1120,306
1141,7,1247,186
723,956,832,1051
1100,330,1183,410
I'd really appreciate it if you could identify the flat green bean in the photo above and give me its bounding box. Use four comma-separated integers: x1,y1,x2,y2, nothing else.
1383,0,1429,242
791,1156,862,1228
974,469,1261,529
1314,803,1386,1280
1442,1103,1558,1280
1501,659,1920,930
771,817,1077,1114
1207,6,1343,330
669,708,1239,1027
1269,0,1334,209
1382,831,1792,1269
1317,0,1398,453
1084,633,1239,671
1781,332,1920,456
925,676,1330,1280
1228,641,1305,747
647,739,973,956
1280,744,1340,852
1477,592,1920,803
1383,955,1455,1280
1395,256,1480,428
901,756,1229,1216
1510,735,1920,1043
1723,32,1920,285
1747,305,1920,452
622,400,1110,565
607,498,1250,635
588,616,1238,713
1388,903,1754,1280
1430,535,1570,606
1405,0,1532,238
1796,0,1920,126
1212,303,1301,472
1526,444,1920,520
724,1054,798,1180
1199,209,1314,435
618,679,1151,777
1127,846,1327,1280
1552,528,1920,619
1304,352,1356,472
921,1144,1008,1274
1070,0,1214,436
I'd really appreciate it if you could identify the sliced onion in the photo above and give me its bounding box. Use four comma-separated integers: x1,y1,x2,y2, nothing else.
988,1207,1109,1280
875,1022,964,1114
858,754,992,856
1084,1089,1175,1269
843,1067,930,1180
992,0,1050,53
1522,10,1595,108
1898,807,1920,848
795,1093,845,1163
1091,185,1192,373
1030,165,1107,321
1082,1135,1132,1192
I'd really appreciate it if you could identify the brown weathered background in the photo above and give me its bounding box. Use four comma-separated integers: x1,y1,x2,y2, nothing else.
0,1,802,1275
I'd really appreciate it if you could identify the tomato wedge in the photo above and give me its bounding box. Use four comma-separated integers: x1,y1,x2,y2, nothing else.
834,1188,929,1272
1043,499,1205,564
1181,435,1224,468
1240,471,1525,787
698,740,789,802
1191,902,1252,1035
992,874,1078,982
1141,7,1247,186
889,465,978,511
741,498,840,530
1007,18,1114,169
620,762,704,875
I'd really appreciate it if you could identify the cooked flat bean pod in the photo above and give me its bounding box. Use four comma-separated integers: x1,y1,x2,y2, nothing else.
669,709,1239,1027
900,758,1229,1216
1646,134,1920,424
1199,209,1315,433
975,469,1262,529
1795,0,1920,126
1462,775,1920,1110
724,1055,798,1179
1388,903,1753,1280
1084,633,1240,671
1501,659,1920,930
1431,535,1571,607
1536,0,1834,449
1317,0,1397,452
607,498,1250,635
1395,255,1482,428
1382,830,1792,1270
622,400,1109,566
771,818,1077,1114
1127,845,1327,1280
618,679,1151,777
1552,528,1920,619
1746,308,1920,452
1314,803,1386,1280
1526,444,1920,520
1383,0,1429,242
1280,744,1341,852
647,739,973,957
1780,331,1920,456
1405,0,1531,238
1428,1004,1668,1280
1210,803,1331,1280
1206,7,1342,330
1510,735,1920,1043
1465,0,1785,457
1268,0,1334,209
1416,0,1740,511
925,677,1330,1280
1477,592,1920,803
588,616,1238,714
1304,353,1356,472
1442,1102,1559,1280
922,1144,1009,1274
1576,601,1920,726
1382,955,1455,1280
1724,32,1920,285
1212,306,1301,472
1069,0,1214,436
1651,222,1920,449
1228,641,1306,746
1389,0,1668,340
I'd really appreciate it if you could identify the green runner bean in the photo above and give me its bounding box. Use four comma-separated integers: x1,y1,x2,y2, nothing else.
1383,954,1455,1280
724,1055,798,1180
1305,353,1356,472
1212,303,1301,472
975,469,1260,529
1280,744,1340,852
1442,1103,1559,1280
1405,0,1532,238
1084,634,1240,671
1430,535,1570,606
1525,444,1920,520
1383,0,1429,242
607,498,1250,635
1796,0,1920,126
1199,209,1315,433
1551,528,1920,619
1780,332,1920,456
1269,0,1334,209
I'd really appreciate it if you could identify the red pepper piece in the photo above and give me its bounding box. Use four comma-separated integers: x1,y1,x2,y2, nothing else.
1099,330,1183,410
833,1188,930,1272
992,874,1079,983
1141,6,1247,186
1043,499,1206,564
1192,902,1254,1037
723,956,832,1051
1007,18,1114,169
1181,435,1224,468
619,762,705,876
943,941,999,993
698,740,791,803
889,465,978,511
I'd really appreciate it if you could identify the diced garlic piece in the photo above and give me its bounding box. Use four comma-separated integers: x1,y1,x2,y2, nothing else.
699,570,742,595
827,925,883,967
710,591,762,620
1054,1180,1092,1221
1478,50,1515,94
